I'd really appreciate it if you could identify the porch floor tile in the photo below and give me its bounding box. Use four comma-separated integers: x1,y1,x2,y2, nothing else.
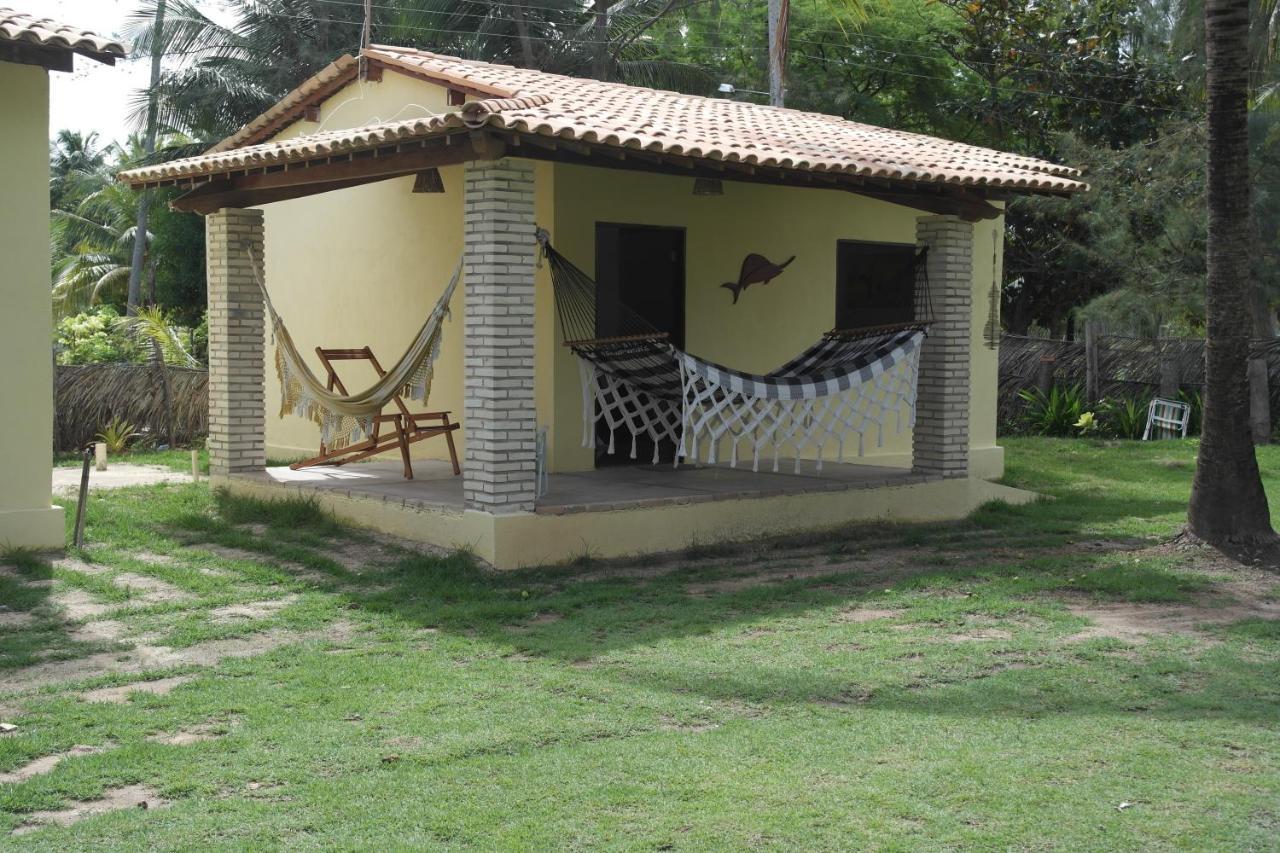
255,458,926,514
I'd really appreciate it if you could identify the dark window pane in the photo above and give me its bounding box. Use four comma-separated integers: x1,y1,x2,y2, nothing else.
835,241,917,330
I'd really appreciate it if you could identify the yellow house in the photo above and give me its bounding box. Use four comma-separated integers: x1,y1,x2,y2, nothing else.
0,9,124,550
121,46,1085,568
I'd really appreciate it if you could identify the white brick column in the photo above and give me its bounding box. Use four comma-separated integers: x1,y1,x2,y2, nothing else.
913,215,973,479
463,159,538,511
206,208,266,477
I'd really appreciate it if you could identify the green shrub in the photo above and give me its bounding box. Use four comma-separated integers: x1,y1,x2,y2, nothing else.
1017,384,1086,436
1099,396,1147,440
95,416,140,454
54,306,139,365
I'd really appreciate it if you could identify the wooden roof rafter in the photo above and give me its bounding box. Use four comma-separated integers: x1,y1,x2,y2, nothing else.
167,132,486,214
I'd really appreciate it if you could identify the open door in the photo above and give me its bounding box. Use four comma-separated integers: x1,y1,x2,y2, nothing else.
594,223,686,465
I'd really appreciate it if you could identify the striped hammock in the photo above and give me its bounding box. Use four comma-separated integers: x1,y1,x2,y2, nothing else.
542,235,928,473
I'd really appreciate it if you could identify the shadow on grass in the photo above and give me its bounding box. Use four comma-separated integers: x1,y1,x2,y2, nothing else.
7,443,1276,727
111,486,1271,724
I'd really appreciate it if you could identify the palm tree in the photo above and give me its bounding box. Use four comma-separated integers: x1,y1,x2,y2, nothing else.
49,130,107,212
1187,0,1275,547
123,0,710,142
51,176,156,317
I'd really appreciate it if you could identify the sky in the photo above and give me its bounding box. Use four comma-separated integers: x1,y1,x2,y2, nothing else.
43,0,237,144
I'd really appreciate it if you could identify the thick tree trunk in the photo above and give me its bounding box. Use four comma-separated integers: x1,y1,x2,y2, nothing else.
1187,0,1275,545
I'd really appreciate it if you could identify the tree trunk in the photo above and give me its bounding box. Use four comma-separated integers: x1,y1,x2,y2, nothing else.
1187,0,1274,545
767,0,788,106
126,0,166,315
512,0,535,68
592,0,609,81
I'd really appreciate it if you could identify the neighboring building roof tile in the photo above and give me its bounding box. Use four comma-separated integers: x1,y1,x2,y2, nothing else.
121,45,1085,195
0,7,126,62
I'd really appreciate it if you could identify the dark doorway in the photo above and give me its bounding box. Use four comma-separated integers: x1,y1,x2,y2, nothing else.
593,223,686,465
595,223,686,348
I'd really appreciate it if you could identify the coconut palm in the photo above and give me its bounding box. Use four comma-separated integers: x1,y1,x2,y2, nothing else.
51,150,167,319
1187,0,1275,547
123,0,710,142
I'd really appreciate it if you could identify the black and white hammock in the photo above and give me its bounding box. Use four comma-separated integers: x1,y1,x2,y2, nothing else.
540,232,929,473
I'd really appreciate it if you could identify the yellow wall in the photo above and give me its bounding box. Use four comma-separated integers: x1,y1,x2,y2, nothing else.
0,61,64,549
261,73,467,461
257,71,1003,480
549,163,1004,475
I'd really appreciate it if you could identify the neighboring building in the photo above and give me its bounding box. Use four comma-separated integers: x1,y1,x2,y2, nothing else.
121,46,1085,568
0,8,124,550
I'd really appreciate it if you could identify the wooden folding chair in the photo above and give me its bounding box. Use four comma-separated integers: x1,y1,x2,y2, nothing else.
289,346,460,480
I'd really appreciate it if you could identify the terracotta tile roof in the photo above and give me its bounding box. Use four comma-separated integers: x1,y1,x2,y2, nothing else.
0,7,126,62
208,55,358,153
121,45,1085,195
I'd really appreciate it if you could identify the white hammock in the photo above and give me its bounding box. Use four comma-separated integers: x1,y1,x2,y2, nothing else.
578,329,925,473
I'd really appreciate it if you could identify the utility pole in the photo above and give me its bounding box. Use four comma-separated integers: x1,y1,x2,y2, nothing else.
592,0,609,81
359,0,372,77
767,0,788,106
126,0,166,315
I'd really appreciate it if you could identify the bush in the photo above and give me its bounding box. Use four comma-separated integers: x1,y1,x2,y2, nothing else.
1099,396,1147,440
54,306,139,365
1016,384,1086,436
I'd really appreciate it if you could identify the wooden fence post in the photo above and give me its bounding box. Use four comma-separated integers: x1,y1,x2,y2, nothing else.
1159,357,1180,399
1084,321,1100,403
1036,355,1056,395
1248,356,1271,444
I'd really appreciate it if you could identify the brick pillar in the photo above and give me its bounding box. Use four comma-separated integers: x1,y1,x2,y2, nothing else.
463,159,538,512
206,208,266,477
913,215,973,479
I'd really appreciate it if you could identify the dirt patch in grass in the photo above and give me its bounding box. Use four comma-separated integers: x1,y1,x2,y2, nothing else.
1064,599,1280,642
80,674,196,704
10,784,166,836
0,611,36,629
817,688,876,708
659,716,720,733
133,552,178,567
148,720,225,745
53,559,190,605
50,589,112,620
508,612,563,633
945,628,1014,642
5,621,356,694
838,607,902,623
68,620,128,644
0,745,103,784
209,594,299,624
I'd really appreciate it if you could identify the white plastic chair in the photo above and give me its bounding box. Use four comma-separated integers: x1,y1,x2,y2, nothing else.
1143,397,1191,440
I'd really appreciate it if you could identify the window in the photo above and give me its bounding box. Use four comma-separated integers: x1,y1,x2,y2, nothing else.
835,241,918,330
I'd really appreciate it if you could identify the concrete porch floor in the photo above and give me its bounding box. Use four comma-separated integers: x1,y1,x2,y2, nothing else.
252,458,931,512
226,457,1035,568
252,458,932,515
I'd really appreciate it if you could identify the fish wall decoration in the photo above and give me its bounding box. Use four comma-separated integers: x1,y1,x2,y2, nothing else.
722,253,795,304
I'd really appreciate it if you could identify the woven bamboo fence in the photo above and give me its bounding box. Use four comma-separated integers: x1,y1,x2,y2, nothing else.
54,363,208,452
999,333,1280,426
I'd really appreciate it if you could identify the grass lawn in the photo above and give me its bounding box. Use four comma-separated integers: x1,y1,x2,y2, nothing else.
2,437,1278,848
